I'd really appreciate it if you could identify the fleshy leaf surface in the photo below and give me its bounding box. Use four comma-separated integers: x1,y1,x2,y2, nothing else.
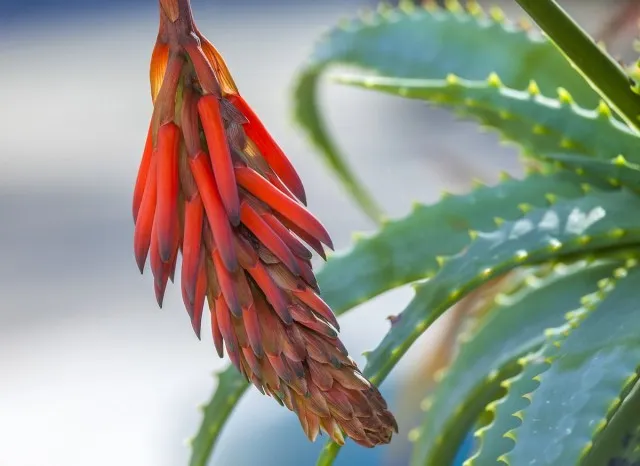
413,261,619,466
504,265,640,465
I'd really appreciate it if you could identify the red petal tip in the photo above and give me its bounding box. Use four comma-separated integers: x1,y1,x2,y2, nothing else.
189,152,238,272
235,166,332,248
228,94,307,204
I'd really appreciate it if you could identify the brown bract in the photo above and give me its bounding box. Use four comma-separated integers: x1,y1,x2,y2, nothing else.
132,0,398,447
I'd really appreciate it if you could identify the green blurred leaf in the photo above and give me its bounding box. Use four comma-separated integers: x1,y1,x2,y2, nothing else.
293,1,598,219
583,380,640,465
464,265,624,465
413,261,619,466
467,331,576,466
505,265,640,465
333,74,638,165
318,171,602,314
545,152,640,192
189,366,250,466
365,189,640,387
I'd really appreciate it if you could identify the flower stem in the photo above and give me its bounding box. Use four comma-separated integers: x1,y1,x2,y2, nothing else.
515,0,640,133
159,0,196,41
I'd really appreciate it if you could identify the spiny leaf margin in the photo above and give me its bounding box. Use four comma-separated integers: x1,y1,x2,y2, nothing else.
464,263,627,465
333,73,638,165
504,264,640,465
292,0,599,219
413,260,621,466
318,171,607,315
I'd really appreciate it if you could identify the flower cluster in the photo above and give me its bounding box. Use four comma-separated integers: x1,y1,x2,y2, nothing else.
132,0,397,447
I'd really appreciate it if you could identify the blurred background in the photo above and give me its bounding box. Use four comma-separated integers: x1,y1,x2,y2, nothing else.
0,1,637,465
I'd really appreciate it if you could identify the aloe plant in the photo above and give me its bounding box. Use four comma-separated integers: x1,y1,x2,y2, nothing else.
180,1,640,465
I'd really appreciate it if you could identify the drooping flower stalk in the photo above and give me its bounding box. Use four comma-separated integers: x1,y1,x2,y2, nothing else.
132,0,397,447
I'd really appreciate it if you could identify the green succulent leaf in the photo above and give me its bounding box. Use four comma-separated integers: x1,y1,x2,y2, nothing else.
514,0,640,133
412,261,620,466
319,171,603,315
189,366,250,466
504,265,640,465
544,152,640,192
464,264,624,465
582,380,640,466
316,188,640,465
293,0,598,219
365,188,640,387
333,74,639,164
467,329,578,466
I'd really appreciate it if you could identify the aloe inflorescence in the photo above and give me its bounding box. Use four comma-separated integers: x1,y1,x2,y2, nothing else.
132,0,397,448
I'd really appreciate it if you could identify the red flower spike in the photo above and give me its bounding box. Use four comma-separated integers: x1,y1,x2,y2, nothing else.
149,215,172,308
275,212,328,260
212,249,242,318
181,195,204,306
228,94,307,205
197,95,240,224
189,152,238,272
240,201,300,276
155,122,180,262
210,297,225,358
132,0,397,448
133,125,153,223
191,256,207,338
261,212,313,260
133,155,157,273
294,288,340,331
235,166,333,249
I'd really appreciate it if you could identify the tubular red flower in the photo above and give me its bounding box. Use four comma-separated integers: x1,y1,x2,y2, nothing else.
132,0,397,447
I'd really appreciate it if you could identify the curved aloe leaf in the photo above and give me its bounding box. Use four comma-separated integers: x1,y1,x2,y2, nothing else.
319,171,604,314
464,266,624,465
189,366,251,466
467,329,578,466
316,189,640,465
504,265,640,465
466,263,631,465
583,380,640,466
293,0,599,218
333,74,638,164
412,261,619,466
545,152,640,191
365,189,640,386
